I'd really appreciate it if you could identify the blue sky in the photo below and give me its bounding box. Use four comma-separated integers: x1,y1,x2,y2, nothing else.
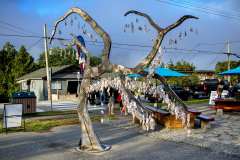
0,0,240,70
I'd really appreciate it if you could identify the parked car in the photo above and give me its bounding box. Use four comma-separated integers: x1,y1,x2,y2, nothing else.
229,83,240,98
190,85,209,99
203,79,219,94
170,85,190,101
0,94,9,103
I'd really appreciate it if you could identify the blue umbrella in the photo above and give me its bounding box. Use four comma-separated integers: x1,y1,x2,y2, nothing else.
127,73,143,79
145,67,188,77
219,66,240,75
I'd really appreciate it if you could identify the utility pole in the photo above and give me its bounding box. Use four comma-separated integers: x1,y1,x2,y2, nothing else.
227,41,231,83
44,24,53,111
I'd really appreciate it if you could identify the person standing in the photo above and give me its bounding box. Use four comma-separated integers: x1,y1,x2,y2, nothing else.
217,79,224,98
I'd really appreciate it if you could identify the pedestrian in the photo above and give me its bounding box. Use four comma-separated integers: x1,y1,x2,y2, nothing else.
217,79,224,98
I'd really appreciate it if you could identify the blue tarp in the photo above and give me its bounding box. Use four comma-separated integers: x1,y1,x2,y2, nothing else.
219,66,240,75
145,67,188,77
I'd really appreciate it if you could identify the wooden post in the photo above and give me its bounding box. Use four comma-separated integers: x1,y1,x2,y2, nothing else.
43,24,52,111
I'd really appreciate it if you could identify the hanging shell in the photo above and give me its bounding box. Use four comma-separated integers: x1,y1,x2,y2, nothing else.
131,22,134,33
144,24,148,32
178,32,182,39
190,27,193,32
195,29,198,35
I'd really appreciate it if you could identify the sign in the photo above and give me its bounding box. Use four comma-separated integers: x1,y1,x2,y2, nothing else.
3,104,23,129
209,91,218,105
221,90,229,98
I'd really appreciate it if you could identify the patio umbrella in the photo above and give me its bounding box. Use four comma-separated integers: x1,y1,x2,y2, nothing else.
127,73,143,79
145,67,188,77
219,66,240,75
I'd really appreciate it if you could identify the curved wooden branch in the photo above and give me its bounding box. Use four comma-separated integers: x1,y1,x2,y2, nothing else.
124,10,163,31
125,10,198,71
163,15,199,34
49,7,112,66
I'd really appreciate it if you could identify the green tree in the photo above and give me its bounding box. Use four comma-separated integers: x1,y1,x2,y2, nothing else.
14,46,35,78
168,60,195,72
90,55,101,66
166,60,198,87
38,46,77,67
215,60,240,73
0,43,37,98
38,46,102,67
0,42,18,97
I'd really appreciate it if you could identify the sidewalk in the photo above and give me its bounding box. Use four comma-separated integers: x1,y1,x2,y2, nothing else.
37,100,106,112
0,101,107,114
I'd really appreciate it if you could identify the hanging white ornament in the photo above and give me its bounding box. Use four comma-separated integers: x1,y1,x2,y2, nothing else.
131,22,134,33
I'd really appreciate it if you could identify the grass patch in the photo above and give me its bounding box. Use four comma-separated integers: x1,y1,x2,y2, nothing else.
0,114,118,133
184,98,209,105
24,110,77,118
25,118,79,132
0,118,79,133
144,98,209,108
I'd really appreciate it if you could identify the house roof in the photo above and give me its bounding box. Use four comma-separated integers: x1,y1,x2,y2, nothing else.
17,65,72,81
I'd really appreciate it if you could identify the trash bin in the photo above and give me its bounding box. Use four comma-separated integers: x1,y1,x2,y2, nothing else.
12,92,36,114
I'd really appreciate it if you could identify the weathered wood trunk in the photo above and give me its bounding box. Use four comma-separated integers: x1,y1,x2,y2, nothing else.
77,65,105,151
50,7,198,152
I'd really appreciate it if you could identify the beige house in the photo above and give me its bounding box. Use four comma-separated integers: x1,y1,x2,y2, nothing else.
17,65,82,101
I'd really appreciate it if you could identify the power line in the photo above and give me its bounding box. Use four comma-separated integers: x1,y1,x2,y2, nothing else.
1,33,240,57
170,0,240,16
155,0,240,21
0,20,39,35
193,41,240,49
27,38,42,50
0,25,30,35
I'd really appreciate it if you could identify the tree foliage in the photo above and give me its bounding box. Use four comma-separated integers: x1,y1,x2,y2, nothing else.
38,46,102,67
0,42,35,98
38,46,78,67
168,60,195,72
166,60,198,87
90,55,102,66
215,60,240,73
167,74,200,87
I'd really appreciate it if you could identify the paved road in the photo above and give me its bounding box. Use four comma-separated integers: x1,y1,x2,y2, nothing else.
0,120,238,160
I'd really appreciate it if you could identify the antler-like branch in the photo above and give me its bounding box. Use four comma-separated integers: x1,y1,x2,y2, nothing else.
163,15,198,34
49,7,112,66
124,10,164,70
124,10,198,71
124,10,163,31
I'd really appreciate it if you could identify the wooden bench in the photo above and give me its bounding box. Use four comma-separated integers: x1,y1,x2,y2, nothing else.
196,115,214,129
187,108,202,128
145,106,195,129
144,106,170,115
213,98,240,111
187,108,201,115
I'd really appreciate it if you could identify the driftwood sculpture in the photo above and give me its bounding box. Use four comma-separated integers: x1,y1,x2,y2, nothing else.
50,7,198,152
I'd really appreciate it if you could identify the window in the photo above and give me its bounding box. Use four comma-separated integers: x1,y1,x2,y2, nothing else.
51,81,62,90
